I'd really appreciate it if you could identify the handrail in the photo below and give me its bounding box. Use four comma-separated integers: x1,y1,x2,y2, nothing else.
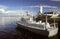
50,23,58,28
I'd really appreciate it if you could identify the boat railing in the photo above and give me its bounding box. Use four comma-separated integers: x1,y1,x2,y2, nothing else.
50,23,58,28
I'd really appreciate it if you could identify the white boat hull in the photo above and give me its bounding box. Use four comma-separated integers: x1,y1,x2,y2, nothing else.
16,22,58,37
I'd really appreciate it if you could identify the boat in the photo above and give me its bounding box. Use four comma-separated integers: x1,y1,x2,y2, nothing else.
16,13,58,37
16,5,58,37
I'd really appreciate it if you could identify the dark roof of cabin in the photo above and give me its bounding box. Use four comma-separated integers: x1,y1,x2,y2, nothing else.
44,12,53,14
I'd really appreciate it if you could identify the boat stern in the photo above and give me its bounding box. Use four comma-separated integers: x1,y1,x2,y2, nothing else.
48,28,58,37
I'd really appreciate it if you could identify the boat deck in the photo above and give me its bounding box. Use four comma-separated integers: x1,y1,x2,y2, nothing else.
17,20,45,30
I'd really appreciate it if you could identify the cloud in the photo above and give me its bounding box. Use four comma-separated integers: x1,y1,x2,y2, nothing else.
0,5,8,9
6,10,27,16
0,5,8,13
5,10,33,16
50,0,60,1
0,5,33,16
6,10,27,13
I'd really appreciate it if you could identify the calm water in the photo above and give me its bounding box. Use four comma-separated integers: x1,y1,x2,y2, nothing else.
0,17,59,39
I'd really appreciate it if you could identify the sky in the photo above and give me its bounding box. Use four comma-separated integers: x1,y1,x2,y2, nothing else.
0,0,60,15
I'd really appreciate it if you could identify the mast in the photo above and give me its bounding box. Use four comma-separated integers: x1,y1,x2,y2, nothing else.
46,14,48,25
53,12,56,27
54,18,55,27
40,6,43,14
